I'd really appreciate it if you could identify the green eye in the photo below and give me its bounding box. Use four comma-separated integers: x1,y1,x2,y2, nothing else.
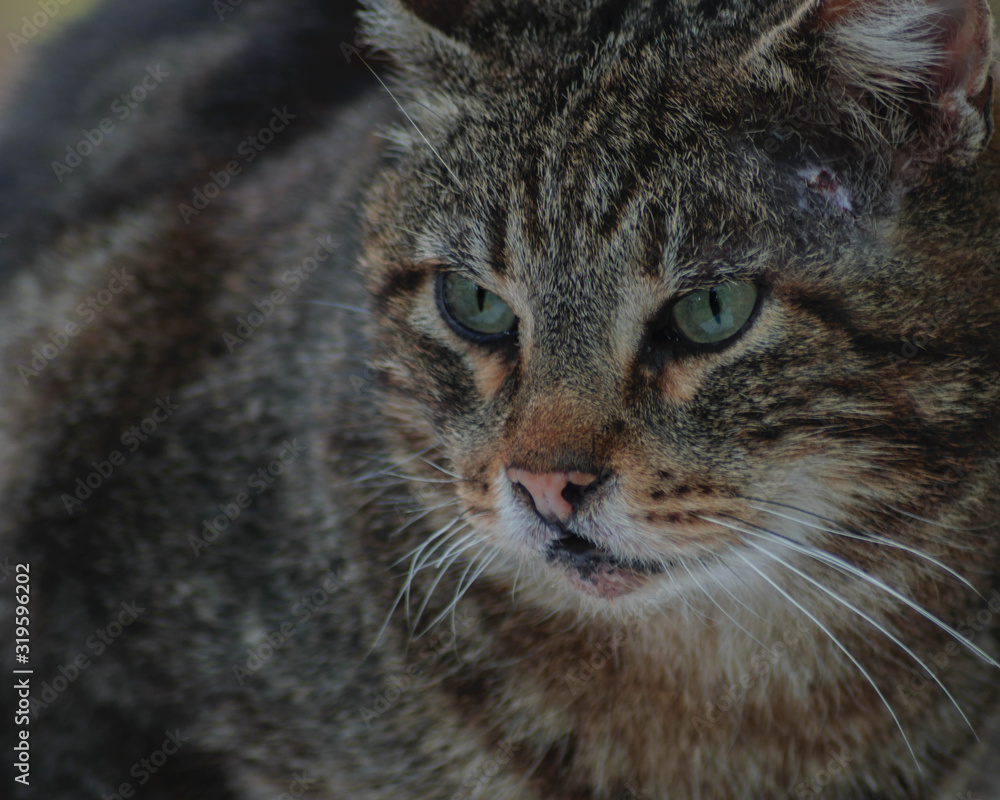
439,273,517,339
670,281,758,345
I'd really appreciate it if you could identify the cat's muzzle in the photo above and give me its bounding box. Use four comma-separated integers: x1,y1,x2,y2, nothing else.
545,523,662,597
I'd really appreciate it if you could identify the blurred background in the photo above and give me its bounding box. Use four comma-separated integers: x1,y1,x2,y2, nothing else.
0,0,100,107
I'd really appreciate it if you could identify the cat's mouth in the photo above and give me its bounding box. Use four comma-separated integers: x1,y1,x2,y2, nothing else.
545,526,662,599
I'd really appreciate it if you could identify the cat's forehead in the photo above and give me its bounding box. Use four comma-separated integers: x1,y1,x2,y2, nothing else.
405,12,800,281
417,186,775,296
417,107,786,292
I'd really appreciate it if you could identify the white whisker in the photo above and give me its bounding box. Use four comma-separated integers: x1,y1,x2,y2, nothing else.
685,559,771,652
411,543,488,637
352,54,465,192
390,511,466,567
882,502,1000,533
740,536,977,740
422,548,497,637
418,457,464,480
430,531,481,569
353,446,438,484
510,558,524,603
709,514,1000,672
747,500,979,595
405,523,472,621
380,471,458,485
296,300,370,315
723,542,922,773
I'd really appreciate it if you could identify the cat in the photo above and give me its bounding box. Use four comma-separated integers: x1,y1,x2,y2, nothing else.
2,0,1000,797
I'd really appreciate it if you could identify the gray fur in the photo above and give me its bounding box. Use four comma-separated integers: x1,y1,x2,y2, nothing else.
2,0,1000,798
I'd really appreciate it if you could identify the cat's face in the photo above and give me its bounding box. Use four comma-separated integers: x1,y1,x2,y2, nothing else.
360,0,1000,614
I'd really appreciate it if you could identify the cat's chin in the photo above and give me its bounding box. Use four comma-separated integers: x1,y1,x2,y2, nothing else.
558,563,652,599
545,527,662,599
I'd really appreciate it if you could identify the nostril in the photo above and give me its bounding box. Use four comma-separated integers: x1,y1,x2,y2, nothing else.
561,471,598,507
506,468,599,524
510,480,533,505
561,481,590,508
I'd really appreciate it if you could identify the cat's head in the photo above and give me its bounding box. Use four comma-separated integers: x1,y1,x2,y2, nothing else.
358,0,1000,616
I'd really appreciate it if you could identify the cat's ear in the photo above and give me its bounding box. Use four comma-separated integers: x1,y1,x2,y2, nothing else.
775,0,996,194
357,0,477,69
390,0,470,34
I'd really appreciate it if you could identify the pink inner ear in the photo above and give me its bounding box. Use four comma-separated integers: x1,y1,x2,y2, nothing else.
946,2,992,95
813,0,993,97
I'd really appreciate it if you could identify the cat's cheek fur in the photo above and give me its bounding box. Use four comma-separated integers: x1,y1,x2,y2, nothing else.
464,347,516,397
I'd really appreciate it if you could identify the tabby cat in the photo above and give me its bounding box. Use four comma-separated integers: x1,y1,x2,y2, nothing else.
2,0,1000,797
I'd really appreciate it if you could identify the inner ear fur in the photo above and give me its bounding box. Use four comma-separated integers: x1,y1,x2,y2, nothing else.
809,0,996,185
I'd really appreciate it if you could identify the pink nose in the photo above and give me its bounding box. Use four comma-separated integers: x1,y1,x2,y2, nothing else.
506,468,598,523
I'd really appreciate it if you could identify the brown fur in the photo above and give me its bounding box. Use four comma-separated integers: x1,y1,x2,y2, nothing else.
2,0,1000,798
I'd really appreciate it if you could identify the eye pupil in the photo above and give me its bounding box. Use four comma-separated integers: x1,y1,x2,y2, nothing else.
708,288,721,321
438,273,518,340
669,281,758,346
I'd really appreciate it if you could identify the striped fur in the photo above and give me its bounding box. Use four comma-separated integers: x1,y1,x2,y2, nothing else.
1,0,1000,798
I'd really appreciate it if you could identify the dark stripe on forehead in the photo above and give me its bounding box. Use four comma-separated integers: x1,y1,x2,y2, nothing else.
487,205,510,277
641,206,670,279
597,171,640,241
519,144,547,255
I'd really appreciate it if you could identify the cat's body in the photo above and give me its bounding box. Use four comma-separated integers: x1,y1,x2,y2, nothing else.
3,0,1000,797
